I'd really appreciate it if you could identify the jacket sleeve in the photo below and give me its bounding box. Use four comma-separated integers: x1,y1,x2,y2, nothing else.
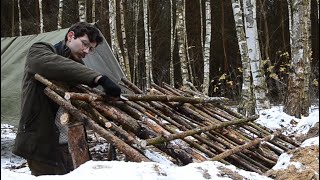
26,42,101,87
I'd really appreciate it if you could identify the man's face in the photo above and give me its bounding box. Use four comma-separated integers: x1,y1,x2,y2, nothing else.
66,31,97,62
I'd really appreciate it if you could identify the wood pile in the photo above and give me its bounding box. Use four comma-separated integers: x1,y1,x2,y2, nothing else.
35,74,301,174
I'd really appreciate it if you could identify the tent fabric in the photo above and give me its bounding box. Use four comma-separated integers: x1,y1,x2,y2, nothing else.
1,27,131,126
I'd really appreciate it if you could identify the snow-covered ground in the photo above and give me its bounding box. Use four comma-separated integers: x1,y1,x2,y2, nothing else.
1,105,319,180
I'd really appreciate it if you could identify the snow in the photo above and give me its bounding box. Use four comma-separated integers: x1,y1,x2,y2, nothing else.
1,105,318,180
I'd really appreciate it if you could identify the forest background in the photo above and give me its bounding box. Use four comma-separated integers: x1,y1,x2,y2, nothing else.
1,0,319,118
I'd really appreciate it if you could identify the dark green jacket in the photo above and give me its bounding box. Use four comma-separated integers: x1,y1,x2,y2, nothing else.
13,41,101,165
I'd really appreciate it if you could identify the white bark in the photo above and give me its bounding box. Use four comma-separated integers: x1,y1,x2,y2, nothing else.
202,0,211,95
120,0,131,81
176,0,189,85
78,0,86,22
243,0,270,110
109,0,125,74
170,0,175,86
284,0,311,117
39,0,43,33
143,0,153,88
232,0,255,116
92,0,96,22
18,0,22,36
133,0,140,84
57,0,64,29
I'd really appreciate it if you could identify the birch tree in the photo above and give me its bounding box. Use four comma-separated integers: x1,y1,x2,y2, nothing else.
133,0,140,85
11,0,14,36
243,0,270,111
109,0,126,78
39,0,43,33
284,0,312,118
57,0,64,29
202,0,211,95
120,0,131,81
169,0,175,86
176,0,189,86
232,0,255,116
78,0,86,22
92,0,96,22
143,0,153,89
18,0,22,36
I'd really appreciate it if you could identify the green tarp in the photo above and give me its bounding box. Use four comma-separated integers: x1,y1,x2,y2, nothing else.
1,27,130,126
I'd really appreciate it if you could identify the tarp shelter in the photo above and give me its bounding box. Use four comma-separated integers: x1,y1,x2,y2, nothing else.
1,25,131,126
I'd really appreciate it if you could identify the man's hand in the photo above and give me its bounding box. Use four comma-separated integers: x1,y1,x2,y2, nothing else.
97,75,121,97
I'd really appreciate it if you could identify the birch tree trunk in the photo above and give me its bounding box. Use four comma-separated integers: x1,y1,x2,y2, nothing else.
120,0,131,81
243,0,270,111
202,0,211,95
92,0,96,22
57,0,63,29
133,0,140,85
79,0,86,22
284,0,312,118
109,0,126,75
39,0,43,33
18,0,22,36
143,0,153,89
170,0,175,86
231,0,255,116
176,0,189,86
11,0,14,36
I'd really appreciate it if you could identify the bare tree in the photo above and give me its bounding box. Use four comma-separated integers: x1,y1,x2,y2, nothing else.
176,0,189,86
39,0,43,33
284,0,312,118
143,0,153,89
92,0,96,22
169,0,175,86
11,0,15,36
120,0,131,81
79,0,86,22
18,0,22,36
231,0,255,116
57,0,64,29
243,0,270,111
202,0,211,95
133,0,140,85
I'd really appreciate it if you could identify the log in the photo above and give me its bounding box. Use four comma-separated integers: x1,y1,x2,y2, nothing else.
121,78,144,94
43,87,150,162
211,130,283,161
68,122,91,168
35,74,66,96
146,116,257,146
90,101,141,134
121,94,228,104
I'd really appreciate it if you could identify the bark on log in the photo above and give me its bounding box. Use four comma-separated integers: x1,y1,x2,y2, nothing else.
68,122,91,168
121,78,144,94
43,87,150,162
211,131,283,161
90,101,141,134
146,117,257,146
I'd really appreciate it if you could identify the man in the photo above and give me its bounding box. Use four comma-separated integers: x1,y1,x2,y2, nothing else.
13,22,121,176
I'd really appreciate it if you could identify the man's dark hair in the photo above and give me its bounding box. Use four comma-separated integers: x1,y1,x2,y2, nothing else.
65,22,103,45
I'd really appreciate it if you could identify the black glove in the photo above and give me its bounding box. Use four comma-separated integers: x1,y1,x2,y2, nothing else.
97,75,121,97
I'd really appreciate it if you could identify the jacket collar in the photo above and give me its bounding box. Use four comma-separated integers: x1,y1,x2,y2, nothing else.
53,40,85,65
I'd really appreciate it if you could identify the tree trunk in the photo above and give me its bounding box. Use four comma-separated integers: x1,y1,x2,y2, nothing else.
120,0,131,81
202,0,211,95
243,0,270,111
11,0,15,37
176,0,189,86
143,0,153,89
18,0,22,36
170,0,175,86
231,0,255,116
92,0,95,22
284,0,311,118
57,0,64,29
78,0,86,22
